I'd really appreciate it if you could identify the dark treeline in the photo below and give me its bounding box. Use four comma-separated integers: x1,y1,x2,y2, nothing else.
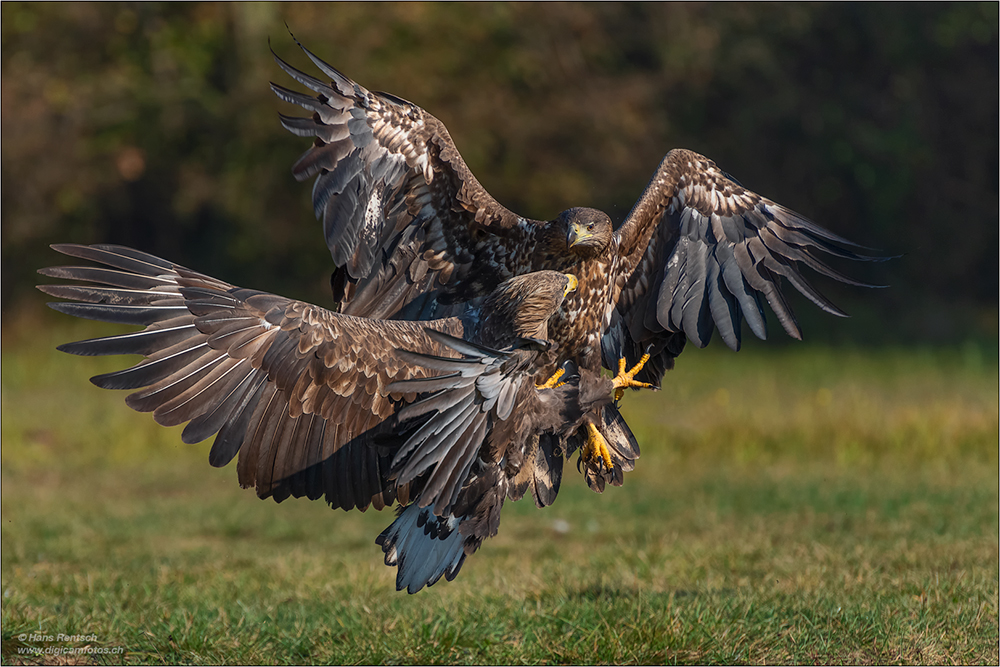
3,3,996,344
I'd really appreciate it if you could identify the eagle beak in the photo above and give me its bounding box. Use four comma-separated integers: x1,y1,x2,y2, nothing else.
563,274,578,297
567,222,585,248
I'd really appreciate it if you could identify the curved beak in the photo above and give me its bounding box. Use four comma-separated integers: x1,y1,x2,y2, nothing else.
563,273,578,297
566,222,584,248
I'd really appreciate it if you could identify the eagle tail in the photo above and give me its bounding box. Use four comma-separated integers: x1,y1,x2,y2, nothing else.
376,504,467,594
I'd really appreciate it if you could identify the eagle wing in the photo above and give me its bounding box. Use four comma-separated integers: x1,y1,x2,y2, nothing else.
379,336,611,594
377,333,555,594
607,148,881,382
38,244,467,511
272,41,543,319
385,332,559,516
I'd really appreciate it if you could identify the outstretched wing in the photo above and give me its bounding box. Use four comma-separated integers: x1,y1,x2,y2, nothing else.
374,333,554,595
272,40,543,319
378,339,610,595
386,332,557,516
607,148,881,382
38,244,466,511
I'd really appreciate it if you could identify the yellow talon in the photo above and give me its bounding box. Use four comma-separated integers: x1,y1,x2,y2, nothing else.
612,352,653,401
536,367,566,390
583,422,614,470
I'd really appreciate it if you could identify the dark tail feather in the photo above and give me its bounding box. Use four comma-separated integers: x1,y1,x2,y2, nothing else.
375,504,467,594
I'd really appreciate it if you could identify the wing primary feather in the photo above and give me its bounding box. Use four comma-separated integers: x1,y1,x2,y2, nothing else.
184,365,259,447
705,254,740,351
54,324,195,357
38,265,175,289
89,342,212,390
49,302,187,326
271,51,339,98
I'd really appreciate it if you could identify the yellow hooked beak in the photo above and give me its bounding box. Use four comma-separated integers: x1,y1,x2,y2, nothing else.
566,222,592,248
563,273,578,297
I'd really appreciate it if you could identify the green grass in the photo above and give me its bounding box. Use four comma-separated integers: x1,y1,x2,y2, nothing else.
2,317,997,665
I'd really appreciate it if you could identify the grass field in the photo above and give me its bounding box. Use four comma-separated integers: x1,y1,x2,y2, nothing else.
2,317,997,665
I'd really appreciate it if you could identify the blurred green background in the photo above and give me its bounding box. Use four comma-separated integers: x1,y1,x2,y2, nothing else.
2,2,997,345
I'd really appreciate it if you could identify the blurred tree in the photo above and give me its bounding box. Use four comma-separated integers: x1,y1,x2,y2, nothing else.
3,2,996,343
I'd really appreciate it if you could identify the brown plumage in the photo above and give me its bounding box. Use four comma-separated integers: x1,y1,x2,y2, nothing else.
39,244,460,511
40,243,615,592
377,334,615,592
274,40,883,488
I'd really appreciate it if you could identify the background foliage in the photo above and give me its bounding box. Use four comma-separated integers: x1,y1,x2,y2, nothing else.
2,2,997,344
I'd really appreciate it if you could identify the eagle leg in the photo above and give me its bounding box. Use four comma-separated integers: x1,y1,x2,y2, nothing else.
612,353,653,401
535,367,566,389
582,421,614,470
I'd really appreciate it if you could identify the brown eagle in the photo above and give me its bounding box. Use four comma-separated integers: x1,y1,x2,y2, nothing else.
40,244,634,592
272,42,879,486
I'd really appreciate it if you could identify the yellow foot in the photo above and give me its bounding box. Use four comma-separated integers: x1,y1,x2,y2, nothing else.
612,353,653,401
535,367,566,390
583,422,614,470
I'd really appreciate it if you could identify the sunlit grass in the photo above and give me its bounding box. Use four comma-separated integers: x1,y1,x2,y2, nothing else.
2,318,997,664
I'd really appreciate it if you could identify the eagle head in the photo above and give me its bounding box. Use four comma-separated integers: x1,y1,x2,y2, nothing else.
483,271,577,341
561,208,613,258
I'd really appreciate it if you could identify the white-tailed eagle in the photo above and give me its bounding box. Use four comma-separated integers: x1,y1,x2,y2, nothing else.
39,244,638,592
272,40,880,489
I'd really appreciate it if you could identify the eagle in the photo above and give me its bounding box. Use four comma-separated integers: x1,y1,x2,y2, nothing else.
272,41,880,486
39,244,639,592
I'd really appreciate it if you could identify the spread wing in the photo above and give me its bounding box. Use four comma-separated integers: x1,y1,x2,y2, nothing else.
606,148,882,382
271,40,544,319
375,333,560,594
386,332,576,516
38,244,467,511
378,339,611,594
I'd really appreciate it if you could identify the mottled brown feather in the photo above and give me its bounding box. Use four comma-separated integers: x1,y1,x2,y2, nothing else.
40,244,469,512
